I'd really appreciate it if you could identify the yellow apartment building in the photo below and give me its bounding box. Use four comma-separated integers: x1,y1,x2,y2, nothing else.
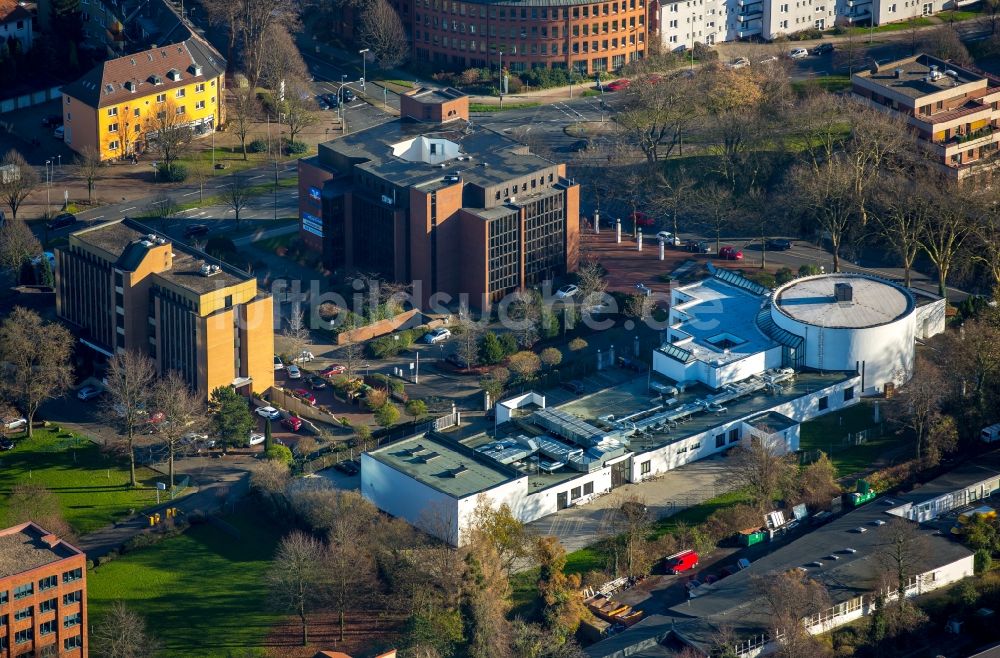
60,35,225,161
55,219,275,399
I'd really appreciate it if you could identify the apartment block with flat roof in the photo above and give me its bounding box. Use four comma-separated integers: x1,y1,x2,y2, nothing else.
298,87,579,309
55,219,274,399
853,54,1000,179
0,523,87,658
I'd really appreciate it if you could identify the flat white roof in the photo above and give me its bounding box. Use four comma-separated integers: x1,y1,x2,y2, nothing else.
774,274,913,329
669,277,776,366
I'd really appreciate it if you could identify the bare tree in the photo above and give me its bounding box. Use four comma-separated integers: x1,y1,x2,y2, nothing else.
468,495,533,575
575,258,608,307
873,176,931,288
648,168,694,245
794,93,851,174
223,175,251,225
972,192,1000,292
787,159,857,272
151,370,206,489
0,307,73,438
875,518,929,601
0,149,39,220
234,0,300,88
144,100,194,178
259,23,310,93
0,218,41,274
229,87,260,161
281,82,320,148
845,106,909,228
267,530,330,646
75,146,103,205
359,0,410,69
276,307,310,362
918,183,971,301
7,483,75,540
691,182,736,255
102,350,157,487
454,314,483,368
886,356,945,462
728,431,797,510
754,570,832,658
617,74,700,164
92,601,162,658
980,0,1000,35
612,495,654,577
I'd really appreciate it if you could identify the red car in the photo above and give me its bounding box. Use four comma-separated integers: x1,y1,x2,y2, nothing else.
606,78,631,92
719,246,744,260
320,364,346,377
665,549,699,574
283,415,303,432
630,211,655,227
292,389,316,406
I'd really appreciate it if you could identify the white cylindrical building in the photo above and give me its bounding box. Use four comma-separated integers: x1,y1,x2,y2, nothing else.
769,274,916,393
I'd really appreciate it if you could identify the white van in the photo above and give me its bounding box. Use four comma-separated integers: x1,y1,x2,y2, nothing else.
981,423,1000,443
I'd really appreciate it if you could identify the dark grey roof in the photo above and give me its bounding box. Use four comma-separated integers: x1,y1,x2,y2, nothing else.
317,118,560,192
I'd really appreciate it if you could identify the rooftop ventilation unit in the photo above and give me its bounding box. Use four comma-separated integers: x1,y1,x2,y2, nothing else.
145,234,156,242
446,464,469,477
893,68,902,79
834,282,853,303
872,519,886,526
945,69,959,79
853,526,868,533
200,264,222,277
155,237,167,245
842,547,858,554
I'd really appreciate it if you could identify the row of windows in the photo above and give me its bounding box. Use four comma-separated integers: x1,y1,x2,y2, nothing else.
420,16,639,35
416,0,643,19
106,83,210,119
569,480,595,500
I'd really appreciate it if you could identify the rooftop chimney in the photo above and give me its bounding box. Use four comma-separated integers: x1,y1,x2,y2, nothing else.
834,282,853,303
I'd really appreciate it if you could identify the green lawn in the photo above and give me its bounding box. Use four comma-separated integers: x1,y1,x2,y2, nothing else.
799,401,910,477
791,75,853,94
88,510,283,657
0,427,162,534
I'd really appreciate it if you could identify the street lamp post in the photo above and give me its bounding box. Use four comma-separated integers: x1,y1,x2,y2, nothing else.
340,74,348,134
499,51,504,109
359,48,369,91
44,160,51,218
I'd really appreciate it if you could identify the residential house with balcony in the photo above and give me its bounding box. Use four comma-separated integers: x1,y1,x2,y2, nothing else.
852,54,1000,180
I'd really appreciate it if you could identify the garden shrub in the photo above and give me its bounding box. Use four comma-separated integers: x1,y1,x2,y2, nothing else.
286,140,308,155
157,163,187,182
247,138,268,153
265,444,294,464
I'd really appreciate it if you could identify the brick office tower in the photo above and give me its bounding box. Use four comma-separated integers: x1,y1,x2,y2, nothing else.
0,523,88,657
298,87,580,309
56,219,275,399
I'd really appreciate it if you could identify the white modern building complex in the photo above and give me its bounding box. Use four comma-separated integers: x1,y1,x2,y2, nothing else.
362,268,944,545
657,0,947,46
658,267,944,395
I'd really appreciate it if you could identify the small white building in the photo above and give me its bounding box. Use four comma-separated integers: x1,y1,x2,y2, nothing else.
0,1,33,54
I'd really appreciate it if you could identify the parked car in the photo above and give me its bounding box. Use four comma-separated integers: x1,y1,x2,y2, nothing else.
317,99,330,110
0,439,14,450
2,416,27,432
255,405,281,420
273,355,284,371
46,212,77,230
789,48,809,59
323,93,339,107
446,353,469,369
335,460,360,475
685,240,712,254
321,364,346,377
283,415,303,432
727,57,750,70
629,211,655,227
605,78,631,92
665,549,699,574
286,365,302,379
183,224,209,239
555,284,579,299
307,375,328,390
719,246,744,260
53,125,65,139
811,43,835,55
41,115,62,127
635,282,652,297
656,231,682,246
342,88,356,102
585,300,612,314
293,388,317,406
76,385,102,401
766,238,793,251
424,327,452,344
758,55,779,65
249,433,266,446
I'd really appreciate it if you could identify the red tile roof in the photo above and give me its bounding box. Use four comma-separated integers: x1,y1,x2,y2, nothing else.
0,0,31,23
61,35,225,109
